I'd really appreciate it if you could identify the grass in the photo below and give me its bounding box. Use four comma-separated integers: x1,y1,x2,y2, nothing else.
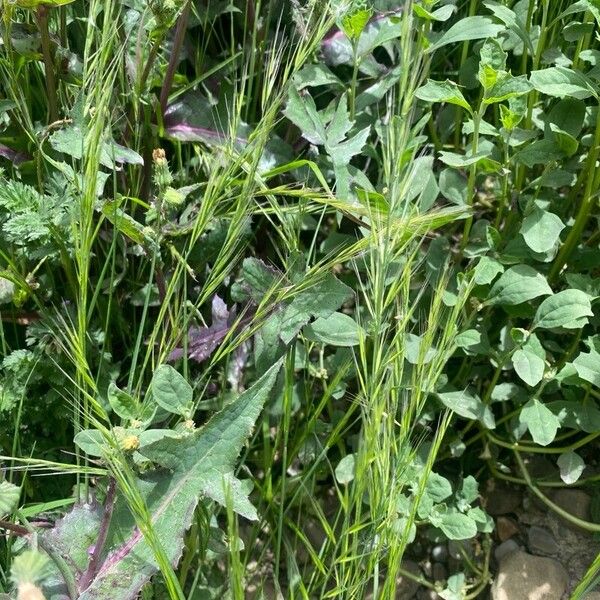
1,0,600,598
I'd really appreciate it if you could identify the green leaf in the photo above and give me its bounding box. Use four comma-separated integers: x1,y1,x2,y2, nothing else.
80,361,283,600
520,206,565,253
572,345,600,387
530,66,598,99
341,8,373,40
151,365,193,417
303,312,362,346
415,80,472,113
108,382,138,421
519,399,560,446
438,510,478,540
484,74,532,105
413,4,454,21
425,472,453,503
427,16,505,53
10,549,49,586
283,87,326,146
512,334,545,387
0,481,20,516
486,265,552,306
557,451,585,485
533,290,593,330
335,454,356,484
437,390,495,429
473,256,504,285
73,429,105,457
439,168,468,206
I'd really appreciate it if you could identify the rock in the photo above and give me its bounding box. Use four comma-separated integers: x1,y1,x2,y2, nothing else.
496,516,520,541
491,551,568,600
432,562,446,583
551,489,592,531
484,481,522,515
527,526,559,555
494,539,520,562
431,544,448,562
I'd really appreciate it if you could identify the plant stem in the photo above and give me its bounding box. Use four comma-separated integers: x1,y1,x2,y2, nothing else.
461,104,484,246
549,108,600,281
349,41,359,121
79,478,117,592
159,0,191,119
35,5,59,123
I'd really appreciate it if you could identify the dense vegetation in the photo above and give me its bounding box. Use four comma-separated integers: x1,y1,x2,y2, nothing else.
0,0,599,598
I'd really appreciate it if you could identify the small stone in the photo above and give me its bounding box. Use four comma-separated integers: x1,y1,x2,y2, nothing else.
551,489,592,531
431,544,448,562
432,562,446,583
484,481,522,516
491,551,568,600
494,539,520,563
527,526,559,555
496,516,519,541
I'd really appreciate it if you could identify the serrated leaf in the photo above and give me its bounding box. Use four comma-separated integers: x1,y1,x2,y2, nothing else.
0,481,20,516
533,289,593,330
520,206,565,253
415,80,472,113
557,451,585,484
80,361,282,600
519,399,560,446
151,365,193,417
486,265,552,306
427,16,505,53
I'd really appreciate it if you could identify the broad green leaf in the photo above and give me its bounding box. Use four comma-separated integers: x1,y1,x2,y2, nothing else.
533,290,593,330
151,365,193,417
483,1,535,54
427,17,505,53
303,312,362,347
405,333,437,364
108,383,138,421
335,454,355,484
438,510,478,540
473,256,504,285
519,399,560,446
514,139,565,167
520,206,565,253
16,0,74,6
9,549,49,586
415,80,472,113
457,476,479,507
557,451,585,484
425,472,452,503
79,361,283,600
437,390,495,429
484,74,532,105
413,4,454,21
549,124,579,157
530,66,598,99
572,345,600,387
0,481,20,516
512,334,545,387
486,265,552,306
438,150,489,167
73,429,105,457
439,168,468,206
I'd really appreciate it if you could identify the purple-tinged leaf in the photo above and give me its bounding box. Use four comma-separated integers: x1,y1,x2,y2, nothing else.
76,360,283,600
0,144,30,165
168,295,238,363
